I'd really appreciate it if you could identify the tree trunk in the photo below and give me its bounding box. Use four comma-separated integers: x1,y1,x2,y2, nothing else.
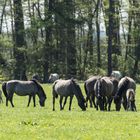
43,0,54,82
0,0,7,34
13,0,27,80
108,0,114,76
65,0,76,78
96,0,101,68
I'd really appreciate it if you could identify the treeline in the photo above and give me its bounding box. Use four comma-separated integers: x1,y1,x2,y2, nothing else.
0,0,140,82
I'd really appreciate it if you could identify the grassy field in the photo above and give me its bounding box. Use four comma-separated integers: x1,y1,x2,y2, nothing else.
0,83,140,140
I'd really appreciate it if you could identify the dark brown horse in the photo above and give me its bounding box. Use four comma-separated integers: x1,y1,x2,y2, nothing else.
84,76,100,108
94,77,114,111
114,76,136,111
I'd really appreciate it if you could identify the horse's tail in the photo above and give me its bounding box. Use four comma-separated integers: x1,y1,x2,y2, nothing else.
84,82,88,96
52,81,58,98
2,82,8,98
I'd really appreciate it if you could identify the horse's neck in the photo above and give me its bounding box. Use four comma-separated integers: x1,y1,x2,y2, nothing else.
74,91,83,103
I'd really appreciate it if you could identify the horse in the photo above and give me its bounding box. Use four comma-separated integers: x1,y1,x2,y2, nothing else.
114,76,136,111
48,73,59,83
111,71,122,80
94,77,114,111
2,80,47,107
52,79,86,111
84,76,100,108
0,90,3,103
126,88,137,111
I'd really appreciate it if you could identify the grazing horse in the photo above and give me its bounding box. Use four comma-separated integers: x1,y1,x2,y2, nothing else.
0,90,3,103
48,73,59,83
126,88,137,111
109,77,119,96
94,77,114,111
52,79,86,111
2,80,47,107
114,76,136,111
84,76,100,108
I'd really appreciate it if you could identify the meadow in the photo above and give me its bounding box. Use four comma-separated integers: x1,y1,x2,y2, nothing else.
0,83,140,140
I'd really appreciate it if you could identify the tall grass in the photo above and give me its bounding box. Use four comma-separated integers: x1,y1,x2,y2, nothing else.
0,84,140,140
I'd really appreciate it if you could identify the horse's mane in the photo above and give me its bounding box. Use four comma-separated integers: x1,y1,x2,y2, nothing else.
31,80,46,98
116,77,129,97
71,78,85,101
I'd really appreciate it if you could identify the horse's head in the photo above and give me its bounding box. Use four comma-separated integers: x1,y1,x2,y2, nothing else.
71,79,86,111
78,98,86,111
32,80,47,107
39,95,46,107
114,95,121,111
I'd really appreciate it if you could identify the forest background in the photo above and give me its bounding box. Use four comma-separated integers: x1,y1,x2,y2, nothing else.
0,0,140,83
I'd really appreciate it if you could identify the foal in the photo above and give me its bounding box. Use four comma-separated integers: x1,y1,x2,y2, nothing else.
126,89,137,111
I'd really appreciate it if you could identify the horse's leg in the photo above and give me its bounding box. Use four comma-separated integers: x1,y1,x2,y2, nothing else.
89,95,93,108
103,97,107,111
27,95,32,107
6,98,8,106
85,96,89,108
69,96,73,111
108,97,113,111
134,103,137,111
62,97,68,109
53,96,55,111
33,95,36,107
59,96,63,110
92,94,97,108
96,99,98,110
8,92,14,107
126,100,129,111
122,98,127,110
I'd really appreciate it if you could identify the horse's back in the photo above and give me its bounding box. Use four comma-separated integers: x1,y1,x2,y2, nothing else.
6,80,37,96
85,76,100,92
101,77,114,96
119,76,136,91
53,79,73,97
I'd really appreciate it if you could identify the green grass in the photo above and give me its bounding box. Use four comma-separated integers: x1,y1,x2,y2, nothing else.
0,84,140,140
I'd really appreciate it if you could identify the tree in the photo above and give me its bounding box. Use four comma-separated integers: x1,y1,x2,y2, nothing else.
43,0,54,82
13,0,27,80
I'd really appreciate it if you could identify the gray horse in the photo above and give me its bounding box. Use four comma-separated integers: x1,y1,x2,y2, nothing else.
48,73,59,83
126,88,137,111
84,76,100,108
114,76,136,111
52,79,86,111
94,77,114,111
2,80,47,107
